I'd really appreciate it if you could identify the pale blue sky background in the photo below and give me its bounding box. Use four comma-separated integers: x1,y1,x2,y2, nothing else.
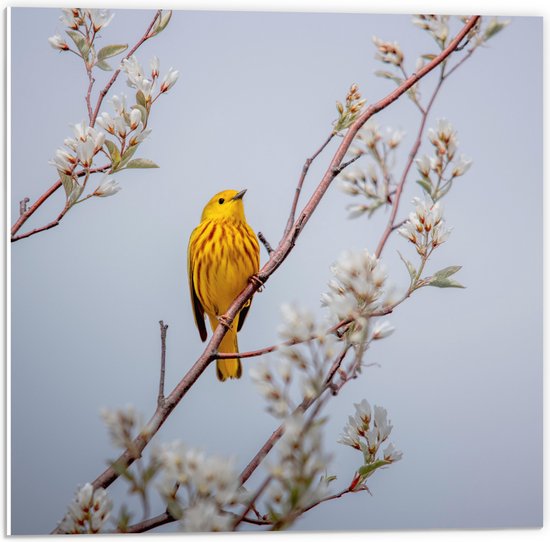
10,7,542,535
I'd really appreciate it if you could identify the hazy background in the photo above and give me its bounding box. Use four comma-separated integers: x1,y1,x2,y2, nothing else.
10,8,542,535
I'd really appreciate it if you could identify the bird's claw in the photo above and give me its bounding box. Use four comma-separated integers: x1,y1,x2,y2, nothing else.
217,315,232,329
249,274,265,292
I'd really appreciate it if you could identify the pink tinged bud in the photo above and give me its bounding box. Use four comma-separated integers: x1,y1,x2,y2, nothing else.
94,176,121,197
93,131,105,152
150,55,160,78
160,68,179,93
48,34,69,51
76,139,95,168
96,112,115,134
129,109,142,130
114,116,127,138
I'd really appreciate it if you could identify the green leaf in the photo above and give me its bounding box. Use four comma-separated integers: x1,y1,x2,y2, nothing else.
67,183,84,206
104,139,121,169
151,10,172,36
125,158,159,169
428,276,465,289
374,70,403,85
119,145,138,169
95,59,112,71
433,265,462,279
59,171,74,198
416,178,433,196
97,43,128,61
421,53,437,60
484,20,509,41
66,30,90,59
358,459,390,478
136,90,147,108
398,251,416,282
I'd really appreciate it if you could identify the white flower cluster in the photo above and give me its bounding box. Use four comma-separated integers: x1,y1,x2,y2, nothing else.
415,119,472,201
57,483,113,534
100,405,141,450
341,121,405,219
322,249,386,323
339,399,402,476
372,35,404,66
398,196,451,255
153,441,243,532
50,120,106,174
266,412,332,525
49,9,114,51
121,55,179,102
96,93,152,147
412,14,450,44
251,305,339,415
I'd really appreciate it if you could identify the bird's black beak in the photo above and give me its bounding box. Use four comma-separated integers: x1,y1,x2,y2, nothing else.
232,189,247,201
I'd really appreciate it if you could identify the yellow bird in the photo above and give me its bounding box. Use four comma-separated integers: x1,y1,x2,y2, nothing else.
187,189,260,381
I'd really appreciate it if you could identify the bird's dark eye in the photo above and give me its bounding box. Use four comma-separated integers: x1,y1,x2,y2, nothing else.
218,198,225,205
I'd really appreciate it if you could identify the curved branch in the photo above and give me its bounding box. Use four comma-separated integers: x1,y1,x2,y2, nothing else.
51,15,480,534
11,10,162,241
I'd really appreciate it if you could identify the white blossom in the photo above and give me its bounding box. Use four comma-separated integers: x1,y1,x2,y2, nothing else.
110,94,127,116
96,112,115,134
372,35,404,66
129,108,142,129
412,15,450,43
122,55,156,99
58,483,112,534
48,34,69,51
383,442,403,463
160,67,179,93
50,148,77,174
374,405,393,443
76,138,95,168
100,404,139,448
415,154,432,177
87,9,114,32
181,500,233,532
398,196,451,252
371,320,395,340
150,55,160,78
59,8,82,29
278,304,316,342
322,249,386,324
451,154,473,177
94,176,121,198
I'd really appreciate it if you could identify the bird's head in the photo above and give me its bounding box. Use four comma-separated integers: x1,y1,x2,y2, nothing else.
201,189,248,222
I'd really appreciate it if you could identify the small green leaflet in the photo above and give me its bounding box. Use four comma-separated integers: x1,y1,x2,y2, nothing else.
428,265,465,288
125,158,159,169
97,44,128,61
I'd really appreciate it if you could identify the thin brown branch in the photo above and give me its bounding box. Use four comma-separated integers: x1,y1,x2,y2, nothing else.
283,132,334,238
124,511,173,534
232,475,272,529
51,16,479,534
11,204,71,242
90,10,161,127
257,231,274,255
374,68,444,258
157,321,168,407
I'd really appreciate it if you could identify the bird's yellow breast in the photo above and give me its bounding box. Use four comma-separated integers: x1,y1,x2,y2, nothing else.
189,218,259,317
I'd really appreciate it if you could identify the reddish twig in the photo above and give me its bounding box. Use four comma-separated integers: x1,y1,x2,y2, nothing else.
374,27,479,258
283,132,334,237
11,164,111,242
232,475,273,529
158,321,168,407
51,15,480,534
